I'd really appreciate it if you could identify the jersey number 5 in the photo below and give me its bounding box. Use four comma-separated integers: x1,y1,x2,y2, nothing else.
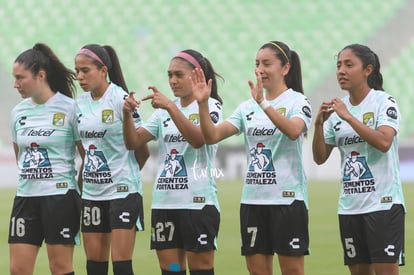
344,237,356,258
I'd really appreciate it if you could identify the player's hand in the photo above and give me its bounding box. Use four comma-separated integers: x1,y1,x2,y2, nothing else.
143,86,173,110
314,101,335,126
192,68,212,104
331,97,352,121
123,91,141,113
248,69,264,104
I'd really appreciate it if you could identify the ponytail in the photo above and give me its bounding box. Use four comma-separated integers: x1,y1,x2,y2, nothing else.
15,43,76,98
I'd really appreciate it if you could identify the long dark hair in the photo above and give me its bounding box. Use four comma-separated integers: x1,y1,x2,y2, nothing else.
78,44,128,92
339,44,383,90
260,41,303,94
15,43,76,98
174,49,224,104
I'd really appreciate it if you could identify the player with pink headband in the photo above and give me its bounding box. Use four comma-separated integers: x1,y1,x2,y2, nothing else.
123,49,223,275
75,44,149,275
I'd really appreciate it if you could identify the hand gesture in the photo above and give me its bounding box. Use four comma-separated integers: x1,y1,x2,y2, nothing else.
192,68,212,104
143,86,172,110
331,97,352,121
123,91,141,113
314,101,335,125
248,69,264,103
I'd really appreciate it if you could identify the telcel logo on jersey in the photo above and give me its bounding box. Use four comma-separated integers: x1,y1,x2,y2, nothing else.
247,127,276,136
164,134,187,143
342,135,365,146
80,130,107,138
24,128,55,136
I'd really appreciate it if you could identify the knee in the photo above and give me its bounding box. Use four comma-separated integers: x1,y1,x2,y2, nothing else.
10,265,27,275
246,263,271,275
49,261,72,275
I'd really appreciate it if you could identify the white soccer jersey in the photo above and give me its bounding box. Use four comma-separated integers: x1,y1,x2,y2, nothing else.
227,89,311,206
76,83,143,200
324,89,405,214
10,92,80,196
143,98,222,210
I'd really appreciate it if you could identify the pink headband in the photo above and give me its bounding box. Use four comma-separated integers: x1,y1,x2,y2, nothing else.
77,48,105,66
175,52,201,69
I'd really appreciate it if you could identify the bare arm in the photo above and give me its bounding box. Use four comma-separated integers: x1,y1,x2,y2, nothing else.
123,92,155,150
144,86,205,148
13,142,18,161
312,101,335,164
331,97,395,152
198,100,238,144
263,108,306,140
249,70,306,140
312,123,334,165
134,143,150,170
76,141,85,192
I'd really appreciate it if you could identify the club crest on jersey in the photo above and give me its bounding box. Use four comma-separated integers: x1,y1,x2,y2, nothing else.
189,114,200,125
21,142,53,180
102,109,114,124
156,149,189,190
363,112,374,127
52,112,66,127
246,143,277,185
342,151,375,195
276,107,286,116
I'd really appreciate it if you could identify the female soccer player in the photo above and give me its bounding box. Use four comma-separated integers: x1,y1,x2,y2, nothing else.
123,49,223,275
9,43,83,275
312,43,405,275
195,41,311,275
75,44,149,275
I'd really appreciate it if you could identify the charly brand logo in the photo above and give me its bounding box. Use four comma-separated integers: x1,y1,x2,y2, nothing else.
18,116,27,126
163,118,171,127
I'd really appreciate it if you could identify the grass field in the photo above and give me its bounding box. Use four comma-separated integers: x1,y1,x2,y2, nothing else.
1,181,413,274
